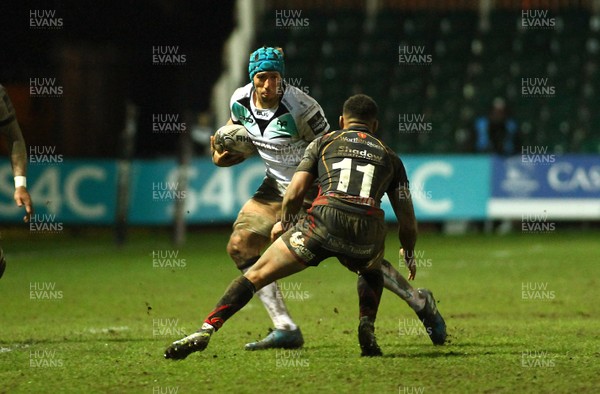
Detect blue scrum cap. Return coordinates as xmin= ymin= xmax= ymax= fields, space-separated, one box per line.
xmin=248 ymin=47 xmax=285 ymax=81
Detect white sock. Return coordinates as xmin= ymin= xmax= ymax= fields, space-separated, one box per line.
xmin=255 ymin=281 xmax=298 ymax=331
xmin=200 ymin=322 xmax=215 ymax=332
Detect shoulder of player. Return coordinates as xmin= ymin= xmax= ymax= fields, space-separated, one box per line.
xmin=230 ymin=83 xmax=253 ymax=104
xmin=319 ymin=129 xmax=346 ymax=142
xmin=280 ymin=85 xmax=322 ymax=116
xmin=378 ymin=140 xmax=401 ymax=160
xmin=362 ymin=133 xmax=405 ymax=165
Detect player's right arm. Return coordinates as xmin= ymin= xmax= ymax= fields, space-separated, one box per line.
xmin=210 ymin=118 xmax=245 ymax=167
xmin=0 ymin=86 xmax=34 ymax=222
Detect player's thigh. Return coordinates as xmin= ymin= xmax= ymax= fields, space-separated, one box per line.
xmin=310 ymin=206 xmax=386 ymax=273
xmin=228 ymin=198 xmax=282 ymax=256
xmin=232 ymin=198 xmax=281 ymax=238
xmin=338 ymin=248 xmax=384 ymax=275
xmin=245 ymin=238 xmax=307 ymax=289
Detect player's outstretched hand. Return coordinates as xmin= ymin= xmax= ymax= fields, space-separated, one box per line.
xmin=14 ymin=187 xmax=33 ymax=223
xmin=400 ymin=248 xmax=416 ymax=280
xmin=271 ymin=221 xmax=284 ymax=242
xmin=210 ymin=136 xmax=245 ymax=167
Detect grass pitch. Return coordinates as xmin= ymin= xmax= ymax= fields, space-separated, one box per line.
xmin=1 ymin=227 xmax=599 ymax=393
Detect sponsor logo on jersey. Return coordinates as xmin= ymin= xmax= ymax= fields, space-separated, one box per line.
xmin=238 ymin=114 xmax=254 ymax=124
xmin=307 ymin=112 xmax=328 ymax=133
xmin=253 ymin=140 xmax=285 ymax=152
xmin=336 ymin=145 xmax=384 ymax=162
xmin=340 ymin=136 xmax=384 ymax=150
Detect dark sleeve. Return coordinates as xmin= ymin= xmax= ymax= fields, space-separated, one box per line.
xmin=387 ymin=149 xmax=409 ymax=194
xmin=0 ymin=86 xmax=17 ymax=128
xmin=296 ymin=137 xmax=321 ymax=176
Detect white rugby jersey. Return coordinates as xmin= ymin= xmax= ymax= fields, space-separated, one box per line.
xmin=230 ymin=82 xmax=330 ymax=187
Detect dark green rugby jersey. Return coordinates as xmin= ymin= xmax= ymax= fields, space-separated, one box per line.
xmin=297 ymin=127 xmax=408 ymax=207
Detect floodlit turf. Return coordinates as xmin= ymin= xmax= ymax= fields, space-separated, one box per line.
xmin=1 ymin=227 xmax=599 ymax=393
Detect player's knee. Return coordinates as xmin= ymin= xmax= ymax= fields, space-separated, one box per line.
xmin=227 ymin=230 xmax=262 ymax=269
xmin=244 ymin=270 xmax=269 ymax=291
xmin=226 ymin=232 xmax=245 ymax=262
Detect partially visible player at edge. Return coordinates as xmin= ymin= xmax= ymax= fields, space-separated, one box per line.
xmin=165 ymin=94 xmax=446 ymax=359
xmin=0 ymin=84 xmax=34 ymax=278
xmin=207 ymin=46 xmax=445 ymax=350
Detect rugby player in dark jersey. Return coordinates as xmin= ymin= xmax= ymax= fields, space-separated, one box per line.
xmin=165 ymin=94 xmax=446 ymax=359
xmin=0 ymin=85 xmax=34 ymax=278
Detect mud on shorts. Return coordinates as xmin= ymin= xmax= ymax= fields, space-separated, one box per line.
xmin=280 ymin=203 xmax=386 ymax=273
xmin=232 ymin=176 xmax=318 ymax=238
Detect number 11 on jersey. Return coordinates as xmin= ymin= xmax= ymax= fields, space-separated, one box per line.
xmin=331 ymin=158 xmax=374 ymax=198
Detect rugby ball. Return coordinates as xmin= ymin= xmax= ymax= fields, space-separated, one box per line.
xmin=213 ymin=125 xmax=257 ymax=158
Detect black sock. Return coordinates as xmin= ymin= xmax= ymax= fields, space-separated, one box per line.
xmin=237 ymin=256 xmax=260 ymax=271
xmin=357 ymin=270 xmax=383 ymax=321
xmin=204 ymin=276 xmax=256 ymax=331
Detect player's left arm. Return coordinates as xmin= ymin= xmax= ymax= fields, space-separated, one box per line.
xmin=271 ymin=137 xmax=320 ymax=241
xmin=281 ymin=171 xmax=315 ymax=226
xmin=272 ymin=171 xmax=315 ymax=242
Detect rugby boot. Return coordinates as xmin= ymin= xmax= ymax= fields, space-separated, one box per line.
xmin=164 ymin=328 xmax=213 ymax=360
xmin=245 ymin=327 xmax=304 ymax=350
xmin=416 ymin=288 xmax=447 ymax=345
xmin=358 ymin=316 xmax=382 ymax=357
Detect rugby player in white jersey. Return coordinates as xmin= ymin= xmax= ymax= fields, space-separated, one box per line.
xmin=207 ymin=47 xmax=445 ymax=350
